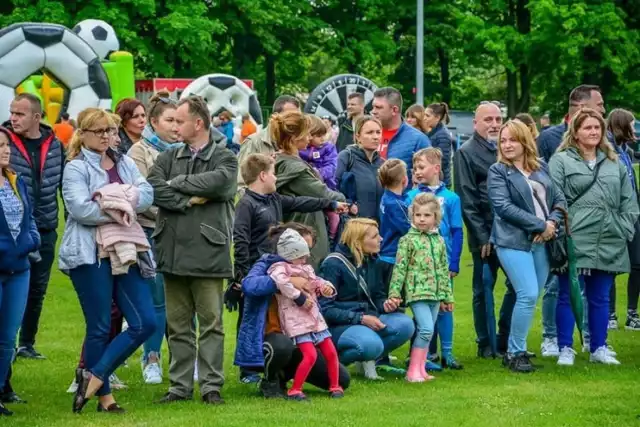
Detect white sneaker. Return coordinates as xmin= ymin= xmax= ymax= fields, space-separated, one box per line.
xmin=143 ymin=362 xmax=163 ymax=384
xmin=608 ymin=317 xmax=619 ymax=330
xmin=66 ymin=379 xmax=78 ymax=393
xmin=109 ymin=373 xmax=128 ymax=390
xmin=557 ymin=347 xmax=576 ymax=366
xmin=541 ymin=338 xmax=560 ymax=357
xmin=355 ymin=360 xmax=383 ymax=380
xmin=193 ymin=360 xmax=199 ymax=382
xmin=590 ymin=346 xmax=621 ymax=365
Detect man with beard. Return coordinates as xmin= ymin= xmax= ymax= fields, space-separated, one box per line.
xmin=336 ymin=93 xmax=365 ymax=152
xmin=454 ymin=101 xmax=516 ymax=358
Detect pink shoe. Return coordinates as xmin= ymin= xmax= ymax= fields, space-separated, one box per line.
xmin=420 ymin=353 xmax=435 ymax=381
xmin=406 ymin=348 xmax=427 ymax=383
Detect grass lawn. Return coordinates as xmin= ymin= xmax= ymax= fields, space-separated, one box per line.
xmin=6 ymin=240 xmax=640 ymax=427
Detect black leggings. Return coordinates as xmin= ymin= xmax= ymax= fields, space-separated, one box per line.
xmin=262 ymin=333 xmax=350 ymax=390
xmin=609 ymin=268 xmax=640 ymax=314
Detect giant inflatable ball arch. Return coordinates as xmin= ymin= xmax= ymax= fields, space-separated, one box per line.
xmin=304 ymin=74 xmax=377 ymax=122
xmin=180 ymin=74 xmax=263 ymax=127
xmin=0 ymin=22 xmax=112 ymax=123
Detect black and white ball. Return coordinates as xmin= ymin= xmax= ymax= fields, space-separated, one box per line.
xmin=0 ymin=23 xmax=112 ymax=123
xmin=73 ymin=19 xmax=119 ymax=61
xmin=304 ymin=74 xmax=377 ymax=122
xmin=181 ymin=74 xmax=263 ymax=126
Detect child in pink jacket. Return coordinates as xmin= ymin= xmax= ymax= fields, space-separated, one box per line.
xmin=268 ymin=228 xmax=343 ymax=401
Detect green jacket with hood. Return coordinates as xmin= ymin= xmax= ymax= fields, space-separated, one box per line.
xmin=549 ymin=147 xmax=639 ymax=273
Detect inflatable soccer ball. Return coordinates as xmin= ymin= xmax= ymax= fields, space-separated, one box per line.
xmin=73 ymin=19 xmax=119 ymax=61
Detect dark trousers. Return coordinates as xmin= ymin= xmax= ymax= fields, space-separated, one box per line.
xmin=609 ymin=268 xmax=640 ymax=314
xmin=262 ymin=333 xmax=350 ymax=391
xmin=471 ymin=251 xmax=516 ymax=351
xmin=19 ymin=229 xmax=57 ymax=348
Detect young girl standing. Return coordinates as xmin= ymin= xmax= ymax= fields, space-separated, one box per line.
xmin=386 ymin=193 xmax=454 ymax=382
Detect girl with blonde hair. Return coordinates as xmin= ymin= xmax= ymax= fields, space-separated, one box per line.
xmin=319 ymin=218 xmax=415 ymax=380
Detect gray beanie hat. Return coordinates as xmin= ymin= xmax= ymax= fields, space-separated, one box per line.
xmin=277 ymin=228 xmax=310 ymax=261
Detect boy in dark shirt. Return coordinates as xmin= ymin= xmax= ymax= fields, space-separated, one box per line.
xmin=229 ymin=153 xmax=347 ymax=382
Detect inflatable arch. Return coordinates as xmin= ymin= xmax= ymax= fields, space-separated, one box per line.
xmin=304 ymin=74 xmax=377 ymax=121
xmin=181 ymin=74 xmax=263 ymax=127
xmin=0 ymin=22 xmax=112 ymax=124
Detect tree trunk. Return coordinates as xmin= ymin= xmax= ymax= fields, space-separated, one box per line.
xmin=517 ymin=63 xmax=530 ymax=112
xmin=437 ymin=48 xmax=451 ymax=105
xmin=506 ymin=70 xmax=518 ymax=118
xmin=265 ymin=54 xmax=276 ymax=107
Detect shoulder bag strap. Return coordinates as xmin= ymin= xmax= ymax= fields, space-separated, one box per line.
xmin=568 ymin=161 xmax=602 ymax=208
xmin=324 ymin=253 xmax=376 ymax=308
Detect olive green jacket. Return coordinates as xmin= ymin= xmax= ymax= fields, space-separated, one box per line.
xmin=147 ymin=135 xmax=238 ymax=278
xmin=275 ymin=153 xmax=345 ymax=269
xmin=549 ymin=147 xmax=639 ymax=273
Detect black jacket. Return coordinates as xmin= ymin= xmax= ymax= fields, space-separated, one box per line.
xmin=3 ymin=122 xmax=64 ymax=231
xmin=336 ymin=145 xmax=384 ymax=221
xmin=453 ymin=132 xmax=497 ymax=252
xmin=233 ymin=189 xmax=336 ymax=278
xmin=336 ymin=117 xmax=354 ymax=153
xmin=427 ymin=122 xmax=453 ymax=187
xmin=487 ymin=162 xmax=566 ymax=252
xmin=536 ymin=123 xmax=567 ymax=163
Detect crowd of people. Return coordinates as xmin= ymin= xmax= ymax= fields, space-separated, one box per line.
xmin=0 ymin=82 xmax=637 ymax=416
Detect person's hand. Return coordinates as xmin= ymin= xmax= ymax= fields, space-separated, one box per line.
xmin=481 ymin=243 xmax=492 ymax=259
xmin=224 ymin=281 xmax=242 ymax=312
xmin=335 ymin=202 xmax=349 ymax=214
xmin=449 ymin=271 xmax=458 ymax=278
xmin=188 ymin=196 xmax=209 ymax=206
xmin=320 ymin=284 xmax=334 ymax=297
xmin=541 ymin=221 xmax=556 ymax=241
xmin=349 ymin=204 xmax=359 ymax=215
xmin=383 ymin=297 xmax=402 ymax=313
xmin=440 ymin=302 xmax=454 ymax=312
xmin=361 ymin=314 xmax=386 ymax=331
xmin=533 ymin=234 xmax=545 ymax=243
xmin=290 ymin=277 xmax=313 ymax=294
xmin=303 ymin=298 xmax=315 ymax=311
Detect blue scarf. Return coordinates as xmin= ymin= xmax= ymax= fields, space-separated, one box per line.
xmin=142 ymin=125 xmax=172 ymax=152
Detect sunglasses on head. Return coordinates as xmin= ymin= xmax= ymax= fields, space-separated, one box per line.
xmin=480 ymin=100 xmax=501 ymax=106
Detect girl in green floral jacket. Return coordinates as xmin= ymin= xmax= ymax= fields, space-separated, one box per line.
xmin=386 ymin=193 xmax=454 ymax=382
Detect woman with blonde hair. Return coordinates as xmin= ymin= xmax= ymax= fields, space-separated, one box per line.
xmin=319 ymin=218 xmax=414 ymax=379
xmin=549 ymin=108 xmax=638 ymax=366
xmin=60 ymin=108 xmax=156 ymax=413
xmin=487 ymin=120 xmax=566 ymax=373
xmin=274 ymin=111 xmax=346 ymax=268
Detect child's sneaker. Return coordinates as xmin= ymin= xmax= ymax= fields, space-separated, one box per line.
xmin=287 ymin=391 xmax=308 ymax=401
xmin=541 ymin=337 xmax=560 ymax=357
xmin=425 ymin=360 xmax=442 ymax=372
xmin=66 ymin=379 xmax=78 ymax=394
xmin=608 ymin=314 xmax=618 ymax=330
xmin=590 ymin=346 xmax=621 ymax=365
xmin=329 ymin=388 xmax=344 ymax=399
xmin=355 ymin=361 xmax=384 ymax=380
xmin=143 ymin=362 xmax=163 ymax=385
xmin=109 ymin=373 xmax=127 ymax=390
xmin=557 ymin=347 xmax=576 ymax=366
xmin=625 ymin=311 xmax=640 ymax=330
xmin=441 ymin=354 xmax=463 ymax=370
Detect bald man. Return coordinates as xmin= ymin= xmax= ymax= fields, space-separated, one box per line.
xmin=453 ymin=102 xmax=516 ymax=359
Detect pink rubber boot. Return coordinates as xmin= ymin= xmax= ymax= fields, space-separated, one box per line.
xmin=420 ymin=352 xmax=435 ymax=381
xmin=406 ymin=348 xmax=427 ymax=383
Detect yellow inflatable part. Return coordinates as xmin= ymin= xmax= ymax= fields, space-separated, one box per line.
xmin=49 ymin=87 xmax=63 ymax=104
xmin=47 ymin=103 xmax=61 ymax=124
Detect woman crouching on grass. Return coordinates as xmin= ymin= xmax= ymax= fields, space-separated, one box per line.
xmin=0 ymin=127 xmax=40 ymax=416
xmin=235 ymin=223 xmax=351 ymax=399
xmin=59 ymin=108 xmax=156 ymax=414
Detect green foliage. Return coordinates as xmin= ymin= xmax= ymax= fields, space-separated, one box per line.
xmin=0 ymin=0 xmax=639 ymax=117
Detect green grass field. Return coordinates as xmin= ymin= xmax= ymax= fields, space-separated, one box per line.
xmin=5 ymin=237 xmax=640 ymax=426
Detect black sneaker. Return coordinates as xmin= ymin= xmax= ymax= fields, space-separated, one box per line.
xmin=0 ymin=402 xmax=12 ymax=416
xmin=626 ymin=311 xmax=640 ymax=331
xmin=16 ymin=346 xmax=45 ymax=360
xmin=441 ymin=354 xmax=464 ymax=370
xmin=0 ymin=392 xmax=26 ymax=404
xmin=202 ymin=391 xmax=224 ymax=405
xmin=155 ymin=392 xmax=191 ymax=404
xmin=507 ymin=353 xmax=535 ymax=373
xmin=477 ymin=346 xmax=494 ymax=359
xmin=259 ymin=380 xmax=286 ymax=399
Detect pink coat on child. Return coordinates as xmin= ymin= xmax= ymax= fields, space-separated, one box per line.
xmin=268 ymin=261 xmax=336 ymax=338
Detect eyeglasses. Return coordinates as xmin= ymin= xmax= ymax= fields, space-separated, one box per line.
xmin=83 ymin=128 xmax=117 ymax=137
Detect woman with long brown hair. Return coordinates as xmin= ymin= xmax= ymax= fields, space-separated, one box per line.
xmin=115 ymin=98 xmax=147 ymax=155
xmin=423 ymin=102 xmax=454 ymax=187
xmin=549 ymin=108 xmax=638 ymax=366
xmin=487 ymin=120 xmax=566 ymax=373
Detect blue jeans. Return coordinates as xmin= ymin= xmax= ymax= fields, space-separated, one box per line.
xmin=541 ymin=274 xmax=558 ymax=339
xmin=497 ymin=244 xmax=549 ymax=354
xmin=471 ymin=251 xmax=516 ymax=350
xmin=336 ymin=313 xmax=415 ymax=365
xmin=0 ymin=270 xmax=29 ymax=389
xmin=143 ymin=227 xmax=166 ymax=363
xmin=557 ymin=270 xmax=612 ymax=352
xmin=429 ymin=279 xmax=455 ymax=357
xmin=70 ymin=261 xmax=156 ymax=396
xmin=410 ymin=301 xmax=440 ymax=349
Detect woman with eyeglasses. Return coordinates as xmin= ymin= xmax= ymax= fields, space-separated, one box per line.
xmin=127 ymin=91 xmax=179 ymax=385
xmin=60 ymin=108 xmax=156 ymax=413
xmin=115 ymin=98 xmax=147 ymax=155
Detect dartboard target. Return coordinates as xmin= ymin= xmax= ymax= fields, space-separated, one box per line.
xmin=304 ymin=74 xmax=377 ymax=121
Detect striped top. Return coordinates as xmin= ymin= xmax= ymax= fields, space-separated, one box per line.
xmin=0 ymin=178 xmax=23 ymax=239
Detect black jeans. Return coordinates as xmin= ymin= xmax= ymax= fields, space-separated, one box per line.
xmin=19 ymin=229 xmax=57 ymax=348
xmin=262 ymin=333 xmax=350 ymax=390
xmin=471 ymin=250 xmax=516 ymax=352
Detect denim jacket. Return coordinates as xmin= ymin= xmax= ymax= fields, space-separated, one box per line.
xmin=487 ymin=162 xmax=566 ymax=252
xmin=58 ymin=147 xmax=153 ymax=271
